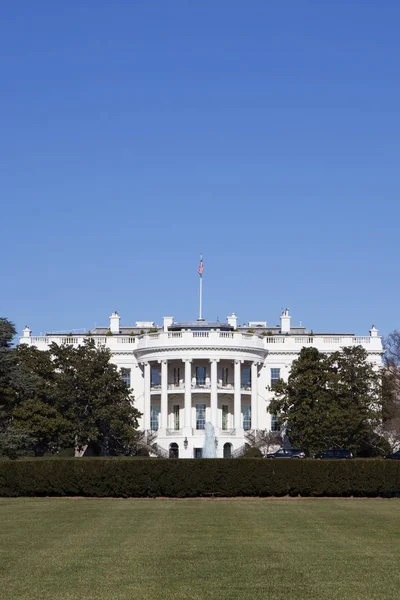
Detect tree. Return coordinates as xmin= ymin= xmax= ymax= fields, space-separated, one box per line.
xmin=268 ymin=346 xmax=382 ymax=456
xmin=51 ymin=340 xmax=141 ymax=456
xmin=11 ymin=345 xmax=72 ymax=456
xmin=0 ymin=318 xmax=18 ymax=448
xmin=382 ymin=330 xmax=400 ymax=450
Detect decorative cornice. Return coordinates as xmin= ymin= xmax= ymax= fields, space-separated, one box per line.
xmin=134 ymin=346 xmax=267 ymax=357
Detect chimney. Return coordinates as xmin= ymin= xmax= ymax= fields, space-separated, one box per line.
xmin=163 ymin=316 xmax=174 ymax=332
xmin=109 ymin=312 xmax=120 ymax=334
xmin=227 ymin=313 xmax=238 ymax=329
xmin=369 ymin=325 xmax=378 ymax=338
xmin=280 ymin=309 xmax=291 ymax=334
xmin=22 ymin=326 xmax=31 ymax=338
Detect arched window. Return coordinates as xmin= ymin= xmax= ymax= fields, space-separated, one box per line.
xmin=223 ymin=442 xmax=232 ymax=459
xmin=169 ymin=443 xmax=179 ymax=459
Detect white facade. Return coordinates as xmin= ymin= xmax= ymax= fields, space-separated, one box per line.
xmin=20 ymin=311 xmax=383 ymax=458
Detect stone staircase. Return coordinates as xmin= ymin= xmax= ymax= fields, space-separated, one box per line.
xmin=136 ymin=430 xmax=169 ymax=458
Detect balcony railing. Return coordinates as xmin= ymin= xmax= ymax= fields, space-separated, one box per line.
xmin=167 ymin=383 xmax=184 ymax=390
xmin=192 ymin=382 xmax=211 ymax=389
xmin=241 ymin=384 xmax=251 ymax=391
xmin=217 ymin=382 xmax=234 ymax=390
xmin=220 ymin=428 xmax=236 ymax=436
xmin=150 ymin=384 xmax=161 ymax=390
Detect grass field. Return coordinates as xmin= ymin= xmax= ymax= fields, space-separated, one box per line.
xmin=1 ymin=498 xmax=399 ymax=600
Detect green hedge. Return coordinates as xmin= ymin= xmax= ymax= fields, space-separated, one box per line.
xmin=0 ymin=458 xmax=399 ymax=497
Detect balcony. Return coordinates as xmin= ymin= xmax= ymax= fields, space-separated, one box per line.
xmin=241 ymin=383 xmax=251 ymax=391
xmin=217 ymin=382 xmax=234 ymax=390
xmin=167 ymin=383 xmax=184 ymax=390
xmin=191 ymin=382 xmax=211 ymax=389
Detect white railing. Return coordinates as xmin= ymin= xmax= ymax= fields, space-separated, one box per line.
xmin=168 ymin=383 xmax=184 ymax=390
xmin=117 ymin=337 xmax=136 ymax=344
xmin=192 ymin=382 xmax=211 ymax=389
xmin=166 ymin=429 xmax=182 ymax=436
xmin=24 ymin=331 xmax=382 ymax=354
xmin=60 ymin=337 xmax=79 ymax=345
xmin=217 ymin=382 xmax=234 ymax=389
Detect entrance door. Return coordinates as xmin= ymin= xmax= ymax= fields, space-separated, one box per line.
xmin=223 ymin=443 xmax=232 ymax=458
xmin=169 ymin=443 xmax=179 ymax=458
xmin=194 ymin=448 xmax=203 ymax=458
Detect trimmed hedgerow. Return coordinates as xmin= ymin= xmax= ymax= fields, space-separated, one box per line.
xmin=0 ymin=458 xmax=399 ymax=498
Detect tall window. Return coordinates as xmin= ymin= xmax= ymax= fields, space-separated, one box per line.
xmin=196 ymin=404 xmax=206 ymax=430
xmin=242 ymin=367 xmax=251 ymax=388
xmin=222 ymin=405 xmax=229 ymax=430
xmin=196 ymin=366 xmax=206 ymax=386
xmin=271 ymin=414 xmax=279 ymax=432
xmin=151 ymin=405 xmax=160 ymax=431
xmin=222 ymin=367 xmax=229 ymax=386
xmin=173 ymin=367 xmax=180 ymax=385
xmin=243 ymin=405 xmax=251 ymax=430
xmin=271 ymin=368 xmax=281 ymax=389
xmin=151 ymin=368 xmax=161 ymax=388
xmin=121 ymin=368 xmax=131 ymax=387
xmin=173 ymin=405 xmax=180 ymax=430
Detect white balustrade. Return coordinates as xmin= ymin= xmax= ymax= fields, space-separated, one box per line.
xmin=353 ymin=337 xmax=370 ymax=344
xmin=116 ymin=337 xmax=137 ymax=344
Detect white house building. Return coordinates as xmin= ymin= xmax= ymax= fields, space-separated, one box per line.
xmin=19 ymin=310 xmax=383 ymax=458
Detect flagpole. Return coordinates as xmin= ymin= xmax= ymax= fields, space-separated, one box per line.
xmin=199 ymin=273 xmax=203 ymax=320
xmin=198 ymin=254 xmax=204 ymax=321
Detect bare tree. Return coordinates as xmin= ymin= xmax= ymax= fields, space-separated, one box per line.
xmin=382 ymin=331 xmax=400 ymax=450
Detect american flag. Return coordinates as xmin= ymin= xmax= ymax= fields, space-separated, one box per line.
xmin=198 ymin=256 xmax=204 ymax=276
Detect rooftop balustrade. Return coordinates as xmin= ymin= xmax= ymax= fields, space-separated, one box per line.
xmin=21 ymin=331 xmax=383 ymax=353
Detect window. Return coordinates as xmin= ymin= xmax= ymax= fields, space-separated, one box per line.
xmin=243 ymin=405 xmax=251 ymax=430
xmin=196 ymin=366 xmax=206 ymax=386
xmin=196 ymin=404 xmax=206 ymax=430
xmin=222 ymin=367 xmax=229 ymax=386
xmin=271 ymin=414 xmax=279 ymax=432
xmin=121 ymin=368 xmax=131 ymax=387
xmin=271 ymin=368 xmax=281 ymax=389
xmin=173 ymin=405 xmax=180 ymax=430
xmin=194 ymin=448 xmax=203 ymax=458
xmin=151 ymin=368 xmax=161 ymax=388
xmin=242 ymin=367 xmax=251 ymax=388
xmin=150 ymin=405 xmax=159 ymax=431
xmin=173 ymin=367 xmax=180 ymax=385
xmin=222 ymin=405 xmax=229 ymax=430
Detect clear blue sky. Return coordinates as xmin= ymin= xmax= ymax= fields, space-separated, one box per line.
xmin=1 ymin=1 xmax=399 ymax=337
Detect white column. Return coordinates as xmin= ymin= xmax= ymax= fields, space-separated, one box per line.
xmin=234 ymin=360 xmax=242 ymax=429
xmin=161 ymin=360 xmax=168 ymax=429
xmin=251 ymin=362 xmax=258 ymax=431
xmin=210 ymin=359 xmax=218 ymax=427
xmin=184 ymin=360 xmax=192 ymax=428
xmin=144 ymin=362 xmax=151 ymax=430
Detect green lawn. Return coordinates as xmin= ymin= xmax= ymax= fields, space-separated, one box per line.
xmin=0 ymin=498 xmax=399 ymax=600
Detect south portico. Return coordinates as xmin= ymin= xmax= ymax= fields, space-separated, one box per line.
xmin=138 ymin=355 xmax=263 ymax=458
